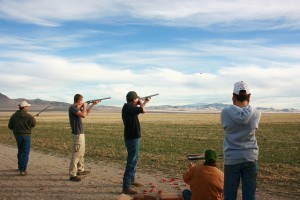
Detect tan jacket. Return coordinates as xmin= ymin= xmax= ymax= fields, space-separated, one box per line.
xmin=183 ymin=164 xmax=224 ymax=200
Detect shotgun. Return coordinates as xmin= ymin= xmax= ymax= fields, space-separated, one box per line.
xmin=187 ymin=154 xmax=223 ymax=161
xmin=34 ymin=105 xmax=51 ymax=117
xmin=140 ymin=93 xmax=159 ymax=101
xmin=86 ymin=97 xmax=111 ymax=104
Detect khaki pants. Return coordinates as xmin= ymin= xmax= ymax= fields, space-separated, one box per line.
xmin=69 ymin=134 xmax=85 ymax=177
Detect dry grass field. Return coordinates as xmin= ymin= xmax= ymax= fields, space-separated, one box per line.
xmin=0 ymin=111 xmax=299 ymax=199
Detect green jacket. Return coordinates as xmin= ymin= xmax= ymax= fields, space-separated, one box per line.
xmin=8 ymin=110 xmax=36 ymax=135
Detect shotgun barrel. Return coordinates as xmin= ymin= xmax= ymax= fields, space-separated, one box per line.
xmin=140 ymin=93 xmax=159 ymax=101
xmin=187 ymin=154 xmax=223 ymax=161
xmin=34 ymin=105 xmax=51 ymax=117
xmin=86 ymin=97 xmax=111 ymax=104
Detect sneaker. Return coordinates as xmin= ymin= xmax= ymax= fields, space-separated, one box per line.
xmin=77 ymin=170 xmax=90 ymax=176
xmin=70 ymin=176 xmax=81 ymax=182
xmin=132 ymin=182 xmax=143 ymax=187
xmin=19 ymin=171 xmax=27 ymax=176
xmin=122 ymin=187 xmax=137 ymax=195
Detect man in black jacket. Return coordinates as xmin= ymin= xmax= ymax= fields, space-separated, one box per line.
xmin=122 ymin=91 xmax=150 ymax=195
xmin=8 ymin=101 xmax=36 ymax=176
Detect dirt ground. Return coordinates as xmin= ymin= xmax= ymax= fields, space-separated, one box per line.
xmin=0 ymin=143 xmax=289 ymax=200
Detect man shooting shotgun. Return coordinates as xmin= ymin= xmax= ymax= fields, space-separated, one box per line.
xmin=68 ymin=94 xmax=100 ymax=182
xmin=86 ymin=97 xmax=111 ymax=104
xmin=139 ymin=93 xmax=159 ymax=101
xmin=121 ymin=91 xmax=151 ymax=195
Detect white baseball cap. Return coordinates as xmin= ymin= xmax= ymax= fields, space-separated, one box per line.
xmin=233 ymin=81 xmax=250 ymax=95
xmin=19 ymin=101 xmax=31 ymax=107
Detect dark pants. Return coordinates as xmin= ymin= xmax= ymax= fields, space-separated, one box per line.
xmin=182 ymin=189 xmax=192 ymax=200
xmin=15 ymin=135 xmax=31 ymax=172
xmin=123 ymin=138 xmax=140 ymax=190
xmin=224 ymin=161 xmax=258 ymax=200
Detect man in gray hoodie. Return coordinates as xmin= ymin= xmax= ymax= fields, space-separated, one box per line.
xmin=221 ymin=81 xmax=261 ymax=200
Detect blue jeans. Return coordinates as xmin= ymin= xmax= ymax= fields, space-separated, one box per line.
xmin=15 ymin=135 xmax=31 ymax=172
xmin=123 ymin=138 xmax=140 ymax=190
xmin=224 ymin=161 xmax=258 ymax=200
xmin=182 ymin=189 xmax=192 ymax=200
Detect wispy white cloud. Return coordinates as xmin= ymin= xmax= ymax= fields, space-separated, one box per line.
xmin=2 ymin=34 xmax=300 ymax=68
xmin=1 ymin=46 xmax=299 ymax=109
xmin=1 ymin=0 xmax=300 ymax=29
xmin=81 ymin=39 xmax=300 ymax=76
xmin=0 ymin=0 xmax=122 ymax=26
xmin=0 ymin=31 xmax=106 ymax=53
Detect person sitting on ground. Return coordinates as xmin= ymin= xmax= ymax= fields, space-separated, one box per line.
xmin=182 ymin=149 xmax=224 ymax=200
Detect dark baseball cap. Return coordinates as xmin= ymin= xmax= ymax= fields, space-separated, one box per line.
xmin=205 ymin=149 xmax=217 ymax=163
xmin=126 ymin=91 xmax=139 ymax=100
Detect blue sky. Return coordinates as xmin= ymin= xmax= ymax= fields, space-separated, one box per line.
xmin=0 ymin=0 xmax=300 ymax=109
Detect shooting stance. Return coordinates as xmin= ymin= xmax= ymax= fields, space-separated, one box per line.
xmin=182 ymin=149 xmax=224 ymax=200
xmin=221 ymin=81 xmax=261 ymax=200
xmin=8 ymin=101 xmax=36 ymax=176
xmin=122 ymin=91 xmax=150 ymax=195
xmin=69 ymin=94 xmax=99 ymax=182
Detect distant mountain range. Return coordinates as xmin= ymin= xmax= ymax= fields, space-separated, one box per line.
xmin=147 ymin=104 xmax=299 ymax=113
xmin=0 ymin=93 xmax=70 ymax=111
xmin=0 ymin=93 xmax=298 ymax=113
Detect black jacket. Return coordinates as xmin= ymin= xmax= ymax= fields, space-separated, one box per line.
xmin=122 ymin=103 xmax=143 ymax=139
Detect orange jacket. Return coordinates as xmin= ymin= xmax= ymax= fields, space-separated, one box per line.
xmin=183 ymin=164 xmax=224 ymax=200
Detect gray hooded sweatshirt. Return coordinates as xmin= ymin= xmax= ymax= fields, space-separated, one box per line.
xmin=221 ymin=105 xmax=261 ymax=165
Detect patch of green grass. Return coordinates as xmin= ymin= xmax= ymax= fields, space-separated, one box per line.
xmin=0 ymin=112 xmax=299 ymax=197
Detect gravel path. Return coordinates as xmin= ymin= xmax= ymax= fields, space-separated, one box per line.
xmin=0 ymin=143 xmax=290 ymax=200
xmin=0 ymin=143 xmax=182 ymax=200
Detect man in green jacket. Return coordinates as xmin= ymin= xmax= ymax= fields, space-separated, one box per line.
xmin=8 ymin=101 xmax=36 ymax=176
